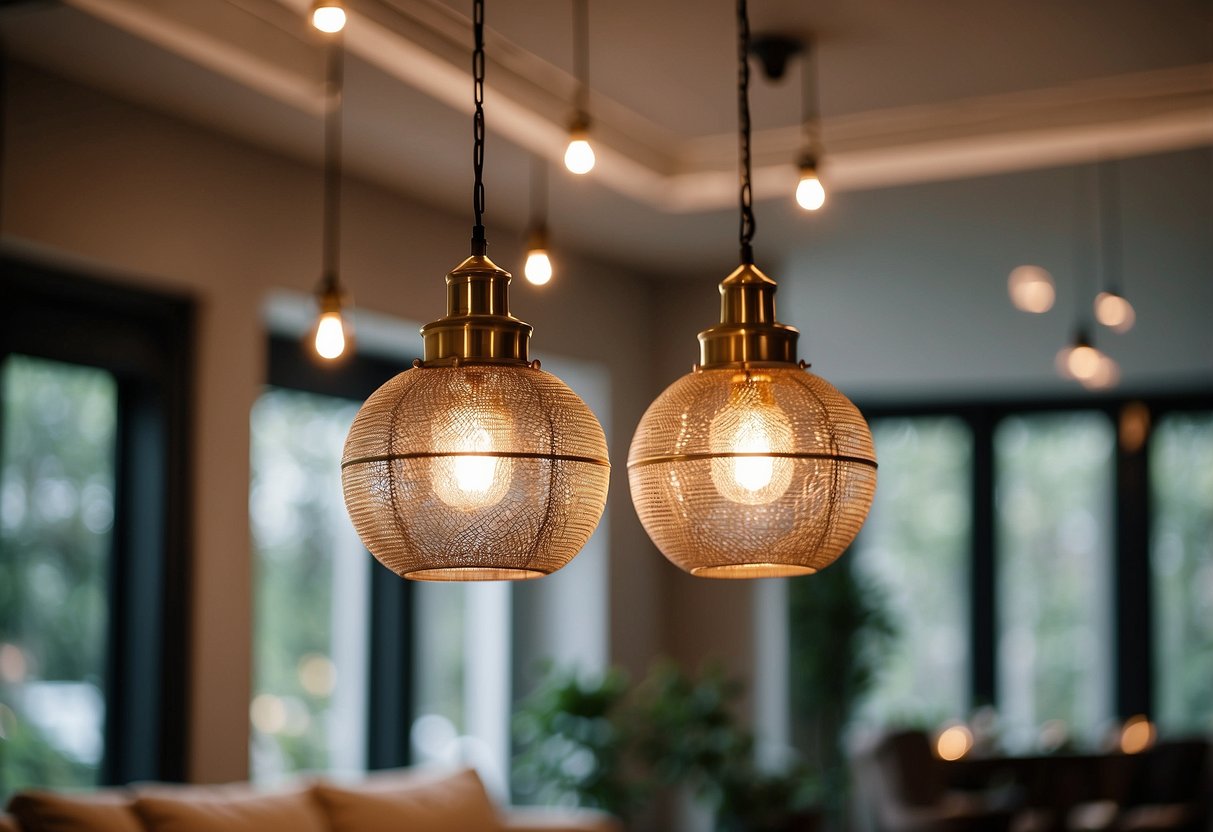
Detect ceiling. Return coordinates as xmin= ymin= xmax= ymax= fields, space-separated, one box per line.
xmin=3 ymin=0 xmax=1212 ymax=272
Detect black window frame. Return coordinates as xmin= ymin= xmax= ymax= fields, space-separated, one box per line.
xmin=855 ymin=388 xmax=1213 ymax=722
xmin=0 ymin=254 xmax=195 ymax=785
xmin=262 ymin=333 xmax=414 ymax=770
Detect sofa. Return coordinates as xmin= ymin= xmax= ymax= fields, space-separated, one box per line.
xmin=0 ymin=766 xmax=621 ymax=832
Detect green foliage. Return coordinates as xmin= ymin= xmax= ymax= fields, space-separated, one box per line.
xmin=513 ymin=662 xmax=820 ymax=831
xmin=788 ymin=560 xmax=895 ymax=821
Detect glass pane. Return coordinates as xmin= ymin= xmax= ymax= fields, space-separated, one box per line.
xmin=250 ymin=387 xmax=367 ymax=781
xmin=1150 ymin=412 xmax=1213 ymax=734
xmin=850 ymin=417 xmax=973 ymax=727
xmin=0 ymin=355 xmax=117 ymax=797
xmin=996 ymin=412 xmax=1114 ymax=751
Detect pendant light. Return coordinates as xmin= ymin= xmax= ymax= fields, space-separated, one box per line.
xmin=310 ymin=0 xmax=347 ymax=34
xmin=1092 ymin=161 xmax=1135 ymax=333
xmin=627 ymin=0 xmax=877 ymax=579
xmin=524 ymin=158 xmax=554 ymax=286
xmin=563 ymin=0 xmax=595 ymax=175
xmin=794 ymin=37 xmax=826 ymax=212
xmin=310 ymin=24 xmax=354 ymax=361
xmin=340 ymin=0 xmax=610 ymax=581
xmin=1007 ymin=264 xmax=1056 ymax=313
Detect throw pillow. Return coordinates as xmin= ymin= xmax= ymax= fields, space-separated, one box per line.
xmin=133 ymin=784 xmax=327 ymax=832
xmin=7 ymin=790 xmax=141 ymax=832
xmin=312 ymin=767 xmax=501 ymax=832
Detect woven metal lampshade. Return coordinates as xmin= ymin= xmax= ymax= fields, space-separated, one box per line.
xmin=628 ymin=263 xmax=876 ymax=578
xmin=342 ymin=255 xmax=610 ymax=581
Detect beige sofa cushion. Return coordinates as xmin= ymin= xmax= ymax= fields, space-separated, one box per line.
xmin=6 ymin=790 xmax=141 ymax=832
xmin=501 ymin=808 xmax=624 ymax=832
xmin=312 ymin=767 xmax=500 ymax=832
xmin=132 ymin=785 xmax=327 ymax=832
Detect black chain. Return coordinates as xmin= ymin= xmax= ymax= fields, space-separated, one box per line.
xmin=471 ymin=0 xmax=487 ymax=253
xmin=322 ymin=38 xmax=344 ymax=288
xmin=737 ymin=0 xmax=755 ymax=264
xmin=574 ymin=0 xmax=589 ymax=118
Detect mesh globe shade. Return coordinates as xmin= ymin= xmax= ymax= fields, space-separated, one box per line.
xmin=628 ymin=263 xmax=877 ymax=578
xmin=341 ymin=255 xmax=609 ymax=581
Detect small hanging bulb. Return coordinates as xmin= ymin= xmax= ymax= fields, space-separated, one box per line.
xmin=1008 ymin=265 xmax=1056 ymax=313
xmin=310 ymin=0 xmax=347 ymax=33
xmin=795 ymin=157 xmax=826 ymax=211
xmin=1094 ymin=290 xmax=1135 ymax=333
xmin=1055 ymin=330 xmax=1105 ymax=383
xmin=312 ymin=283 xmax=351 ymax=361
xmin=524 ymin=248 xmax=553 ymax=286
xmin=1080 ymin=353 xmax=1121 ymax=391
xmin=564 ymin=120 xmax=596 ymax=175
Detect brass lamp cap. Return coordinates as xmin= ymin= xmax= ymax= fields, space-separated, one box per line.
xmin=421 ymin=254 xmax=533 ymax=364
xmin=698 ymin=262 xmax=800 ymax=368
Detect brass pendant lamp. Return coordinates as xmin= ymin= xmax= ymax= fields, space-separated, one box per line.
xmin=340 ymin=0 xmax=610 ymax=581
xmin=627 ymin=0 xmax=877 ymax=579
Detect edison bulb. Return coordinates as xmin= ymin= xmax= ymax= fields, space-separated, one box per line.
xmin=1080 ymin=354 xmax=1121 ymax=391
xmin=1008 ymin=265 xmax=1055 ymax=313
xmin=432 ymin=408 xmax=512 ymax=511
xmin=708 ymin=377 xmax=794 ymax=505
xmin=1056 ymin=342 xmax=1103 ymax=382
xmin=1094 ymin=291 xmax=1135 ymax=333
xmin=524 ymin=249 xmax=553 ymax=285
xmin=311 ymin=2 xmax=346 ymax=33
xmin=564 ymin=137 xmax=596 ymax=175
xmin=314 ymin=311 xmax=347 ymax=360
xmin=795 ymin=171 xmax=826 ymax=211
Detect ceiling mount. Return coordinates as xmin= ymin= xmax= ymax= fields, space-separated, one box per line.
xmin=749 ymin=33 xmax=804 ymax=81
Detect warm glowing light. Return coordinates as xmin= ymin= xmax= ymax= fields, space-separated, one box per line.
xmin=311 ymin=3 xmax=347 ymax=33
xmin=297 ymin=653 xmax=337 ymax=698
xmin=1081 ymin=354 xmax=1121 ymax=391
xmin=795 ymin=171 xmax=826 ymax=211
xmin=0 ymin=643 xmax=28 ymax=684
xmin=1008 ymin=265 xmax=1055 ymax=313
xmin=1094 ymin=291 xmax=1135 ymax=333
xmin=1118 ymin=402 xmax=1149 ymax=453
xmin=935 ymin=725 xmax=974 ymax=761
xmin=432 ymin=412 xmax=513 ymax=511
xmin=1119 ymin=715 xmax=1155 ymax=755
xmin=1056 ymin=342 xmax=1104 ymax=381
xmin=708 ymin=378 xmax=794 ymax=505
xmin=250 ymin=694 xmax=288 ymax=734
xmin=524 ymin=249 xmax=553 ymax=285
xmin=564 ymin=138 xmax=596 ymax=175
xmin=314 ymin=311 xmax=347 ymax=360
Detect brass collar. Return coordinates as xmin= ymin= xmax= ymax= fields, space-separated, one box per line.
xmin=421 ymin=255 xmax=533 ymax=364
xmin=697 ymin=262 xmax=799 ymax=368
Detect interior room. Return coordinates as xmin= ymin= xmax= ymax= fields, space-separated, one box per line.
xmin=0 ymin=0 xmax=1210 ymax=830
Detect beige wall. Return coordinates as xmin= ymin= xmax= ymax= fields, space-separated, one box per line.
xmin=4 ymin=62 xmax=678 ymax=783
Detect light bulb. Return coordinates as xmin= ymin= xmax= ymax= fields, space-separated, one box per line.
xmin=1094 ymin=291 xmax=1135 ymax=333
xmin=1008 ymin=265 xmax=1055 ymax=313
xmin=432 ymin=407 xmax=513 ymax=511
xmin=795 ymin=170 xmax=826 ymax=211
xmin=524 ymin=249 xmax=553 ymax=285
xmin=564 ymin=137 xmax=595 ymax=175
xmin=1055 ymin=341 xmax=1104 ymax=382
xmin=314 ymin=311 xmax=347 ymax=360
xmin=311 ymin=2 xmax=346 ymax=33
xmin=708 ymin=376 xmax=794 ymax=505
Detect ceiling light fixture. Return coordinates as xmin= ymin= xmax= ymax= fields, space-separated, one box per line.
xmin=563 ymin=0 xmax=595 ymax=175
xmin=310 ymin=0 xmax=347 ymax=34
xmin=310 ymin=16 xmax=353 ymax=361
xmin=1007 ymin=264 xmax=1056 ymax=313
xmin=524 ymin=158 xmax=554 ymax=286
xmin=627 ymin=0 xmax=877 ymax=580
xmin=1093 ymin=161 xmax=1135 ymax=333
xmin=340 ymin=0 xmax=610 ymax=581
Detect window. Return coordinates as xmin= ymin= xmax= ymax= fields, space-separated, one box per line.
xmin=250 ymin=387 xmax=368 ymax=781
xmin=0 ymin=356 xmax=117 ymax=794
xmin=1151 ymin=412 xmax=1213 ymax=734
xmin=1 ymin=258 xmax=193 ymax=796
xmin=851 ymin=417 xmax=972 ymax=726
xmin=995 ymin=412 xmax=1115 ymax=750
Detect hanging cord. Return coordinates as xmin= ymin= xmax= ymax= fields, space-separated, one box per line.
xmin=737 ymin=0 xmax=755 ymax=264
xmin=1070 ymin=165 xmax=1097 ymax=339
xmin=573 ymin=0 xmax=590 ymax=121
xmin=471 ymin=0 xmax=487 ymax=254
xmin=1097 ymin=160 xmax=1123 ymax=294
xmin=321 ymin=38 xmax=344 ymax=291
xmin=800 ymin=39 xmax=821 ymax=160
xmin=530 ymin=155 xmax=548 ymax=229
